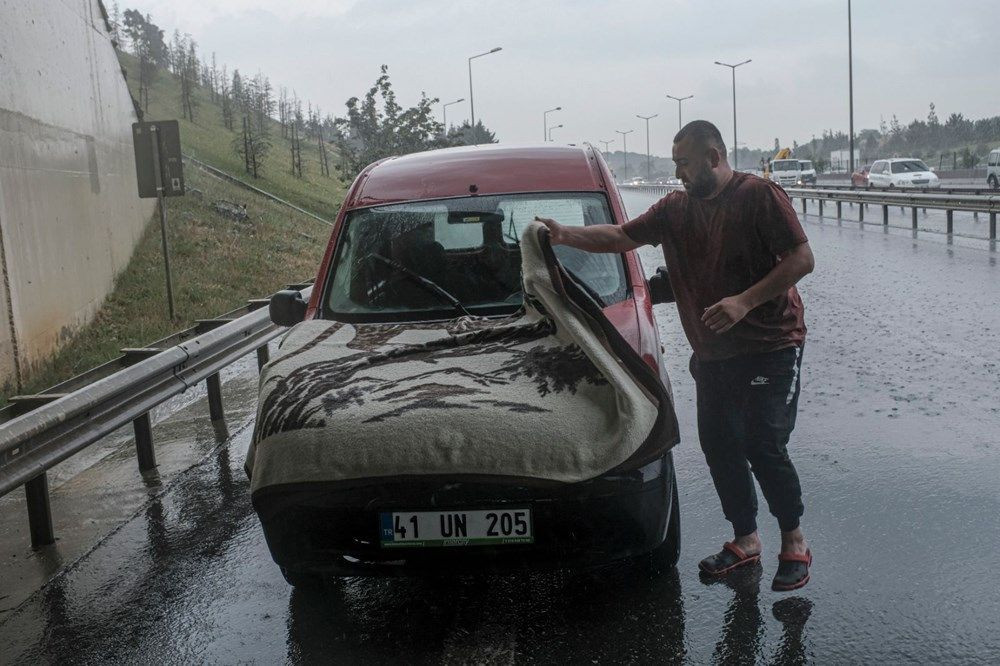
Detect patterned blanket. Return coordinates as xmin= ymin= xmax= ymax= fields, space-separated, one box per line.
xmin=245 ymin=222 xmax=677 ymax=490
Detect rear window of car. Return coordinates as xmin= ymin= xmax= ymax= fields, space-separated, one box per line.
xmin=891 ymin=160 xmax=930 ymax=173
xmin=772 ymin=160 xmax=800 ymax=171
xmin=323 ymin=192 xmax=628 ymax=322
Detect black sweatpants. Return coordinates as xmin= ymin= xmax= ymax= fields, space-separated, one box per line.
xmin=689 ymin=345 xmax=805 ymax=537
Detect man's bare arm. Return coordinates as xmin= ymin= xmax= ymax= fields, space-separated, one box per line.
xmin=702 ymin=242 xmax=815 ymax=334
xmin=534 ymin=216 xmax=641 ymax=253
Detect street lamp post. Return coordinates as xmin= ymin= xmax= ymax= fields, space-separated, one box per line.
xmin=441 ymin=97 xmax=464 ymax=132
xmin=616 ymin=129 xmax=634 ymax=181
xmin=543 ymin=106 xmax=562 ymax=141
xmin=713 ymin=58 xmax=751 ymax=169
xmin=847 ymin=0 xmax=855 ymax=174
xmin=665 ymin=94 xmax=693 ymax=131
xmin=468 ymin=47 xmax=502 ymax=135
xmin=547 ymin=124 xmax=563 ymax=142
xmin=599 ymin=139 xmax=614 ymax=158
xmin=636 ymin=114 xmax=658 ymax=180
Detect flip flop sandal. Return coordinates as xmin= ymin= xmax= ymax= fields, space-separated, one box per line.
xmin=772 ymin=549 xmax=812 ymax=591
xmin=698 ymin=542 xmax=761 ymax=576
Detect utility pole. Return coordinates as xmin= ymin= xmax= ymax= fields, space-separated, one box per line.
xmin=665 ymin=94 xmax=693 ymax=132
xmin=468 ymin=47 xmax=502 ymax=136
xmin=848 ymin=0 xmax=856 ymax=174
xmin=616 ymin=129 xmax=634 ymax=181
xmin=547 ymin=124 xmax=563 ymax=141
xmin=543 ymin=106 xmax=562 ymax=141
xmin=714 ymin=59 xmax=751 ymax=169
xmin=636 ymin=114 xmax=658 ymax=180
xmin=442 ymin=97 xmax=464 ymax=132
xmin=599 ymin=139 xmax=614 ymax=158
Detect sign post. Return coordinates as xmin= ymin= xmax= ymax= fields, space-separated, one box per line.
xmin=132 ymin=121 xmax=184 ymax=319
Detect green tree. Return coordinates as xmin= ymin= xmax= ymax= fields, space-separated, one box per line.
xmin=446 ymin=120 xmax=498 ymax=146
xmin=332 ymin=65 xmax=444 ymax=179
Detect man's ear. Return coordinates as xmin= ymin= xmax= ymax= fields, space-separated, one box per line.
xmin=708 ymin=147 xmax=722 ymax=168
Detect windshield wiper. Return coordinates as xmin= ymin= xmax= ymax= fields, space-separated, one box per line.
xmin=368 ymin=253 xmax=472 ymax=317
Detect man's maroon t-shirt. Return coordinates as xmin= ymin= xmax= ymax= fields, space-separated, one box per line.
xmin=623 ymin=172 xmax=808 ymax=361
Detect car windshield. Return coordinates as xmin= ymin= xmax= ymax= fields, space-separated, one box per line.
xmin=891 ymin=160 xmax=930 ymax=173
xmin=773 ymin=160 xmax=800 ymax=171
xmin=799 ymin=161 xmax=813 ymax=170
xmin=324 ymin=192 xmax=628 ymax=321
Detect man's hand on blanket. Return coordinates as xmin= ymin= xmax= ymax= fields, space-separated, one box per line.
xmin=534 ymin=216 xmax=565 ymax=244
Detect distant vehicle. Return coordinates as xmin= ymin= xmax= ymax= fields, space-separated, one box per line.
xmin=762 ymin=147 xmax=792 ymax=183
xmin=867 ymin=158 xmax=941 ymax=189
xmin=987 ymin=149 xmax=1000 ymax=190
xmin=769 ymin=158 xmax=802 ymax=188
xmin=851 ymin=164 xmax=871 ymax=188
xmin=797 ymin=160 xmax=817 ymax=185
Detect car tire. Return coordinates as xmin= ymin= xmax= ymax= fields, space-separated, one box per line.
xmin=280 ymin=566 xmax=326 ymax=590
xmin=647 ymin=480 xmax=681 ymax=570
xmin=989 ymin=175 xmax=999 ymax=191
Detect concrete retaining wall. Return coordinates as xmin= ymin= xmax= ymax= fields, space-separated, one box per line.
xmin=0 ymin=0 xmax=153 ymax=392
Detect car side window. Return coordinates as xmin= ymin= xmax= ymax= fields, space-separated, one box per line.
xmin=990 ymin=152 xmax=999 ymax=167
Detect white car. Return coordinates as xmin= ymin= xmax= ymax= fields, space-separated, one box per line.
xmin=867 ymin=158 xmax=941 ymax=189
xmin=987 ymin=149 xmax=999 ymax=190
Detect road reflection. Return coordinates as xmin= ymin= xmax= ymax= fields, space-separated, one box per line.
xmin=287 ymin=562 xmax=686 ymax=663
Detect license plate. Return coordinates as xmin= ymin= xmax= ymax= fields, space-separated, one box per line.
xmin=379 ymin=509 xmax=533 ymax=548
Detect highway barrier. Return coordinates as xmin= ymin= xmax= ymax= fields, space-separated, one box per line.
xmin=620 ymin=184 xmax=999 ymax=246
xmin=0 ymin=283 xmax=313 ymax=548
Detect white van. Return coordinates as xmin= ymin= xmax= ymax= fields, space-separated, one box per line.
xmin=987 ymin=149 xmax=1000 ymax=190
xmin=798 ymin=160 xmax=817 ymax=185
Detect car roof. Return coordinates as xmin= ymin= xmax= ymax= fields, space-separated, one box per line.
xmin=346 ymin=144 xmax=607 ymax=208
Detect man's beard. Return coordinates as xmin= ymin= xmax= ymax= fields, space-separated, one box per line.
xmin=684 ymin=165 xmax=718 ymax=199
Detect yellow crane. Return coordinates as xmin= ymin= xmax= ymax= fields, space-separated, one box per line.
xmin=763 ymin=147 xmax=792 ymax=178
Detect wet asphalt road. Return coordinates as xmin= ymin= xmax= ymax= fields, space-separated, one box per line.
xmin=1 ymin=190 xmax=999 ymax=664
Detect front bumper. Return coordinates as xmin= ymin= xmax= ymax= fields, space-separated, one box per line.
xmin=253 ymin=453 xmax=676 ymax=576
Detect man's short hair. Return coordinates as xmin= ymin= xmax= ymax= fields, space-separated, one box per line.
xmin=674 ymin=120 xmax=727 ymax=157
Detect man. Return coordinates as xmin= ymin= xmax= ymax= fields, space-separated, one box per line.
xmin=536 ymin=120 xmax=814 ymax=591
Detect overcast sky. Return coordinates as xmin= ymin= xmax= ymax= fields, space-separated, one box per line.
xmin=121 ymin=0 xmax=999 ymax=156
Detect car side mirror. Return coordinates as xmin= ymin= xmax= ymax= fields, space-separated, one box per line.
xmin=269 ymin=290 xmax=307 ymax=326
xmin=647 ymin=266 xmax=675 ymax=305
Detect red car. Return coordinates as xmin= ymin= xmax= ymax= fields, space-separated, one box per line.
xmin=851 ymin=164 xmax=871 ymax=188
xmin=253 ymin=144 xmax=681 ymax=585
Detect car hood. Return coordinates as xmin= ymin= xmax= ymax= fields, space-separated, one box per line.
xmin=246 ymin=222 xmax=678 ymax=489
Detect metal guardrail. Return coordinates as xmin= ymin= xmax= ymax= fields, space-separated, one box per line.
xmin=783 ymin=187 xmax=999 ymax=243
xmin=806 ymin=183 xmax=993 ymax=195
xmin=620 ymin=184 xmax=999 ymax=245
xmin=0 ymin=283 xmax=313 ymax=548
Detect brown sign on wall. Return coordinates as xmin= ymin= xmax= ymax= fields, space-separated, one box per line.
xmin=132 ymin=121 xmax=184 ymax=198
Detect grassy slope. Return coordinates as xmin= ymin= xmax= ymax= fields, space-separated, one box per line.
xmin=3 ymin=56 xmax=344 ymax=404
xmin=120 ymin=52 xmax=345 ymax=220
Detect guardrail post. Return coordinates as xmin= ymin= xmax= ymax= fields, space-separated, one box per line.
xmin=859 ymin=202 xmax=864 ymax=225
xmin=132 ymin=412 xmax=157 ymax=471
xmin=801 ymin=198 xmax=807 ymax=215
xmin=836 ymin=201 xmax=842 ymax=220
xmin=882 ymin=205 xmax=889 ymax=226
xmin=946 ymin=210 xmax=954 ymax=238
xmin=974 ymin=212 xmax=979 ymax=223
xmin=207 ymin=373 xmax=225 ymax=422
xmin=990 ymin=212 xmax=997 ymax=242
xmin=818 ymin=199 xmax=824 ymax=217
xmin=25 ymin=473 xmax=55 ymax=548
xmin=912 ymin=207 xmax=919 ymax=232
xmin=256 ymin=345 xmax=270 ymax=371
